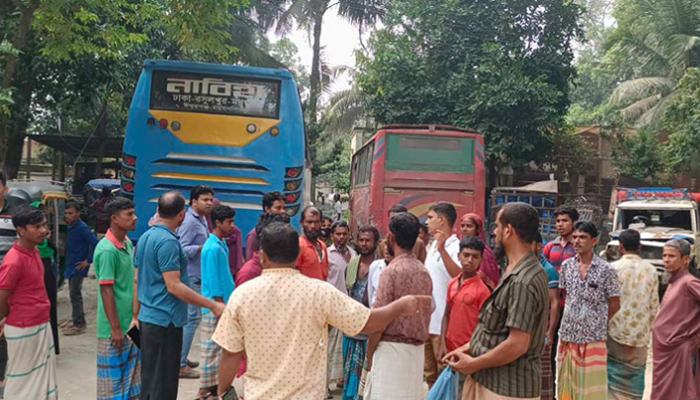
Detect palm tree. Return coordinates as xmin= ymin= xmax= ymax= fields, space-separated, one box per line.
xmin=608 ymin=0 xmax=700 ymax=126
xmin=322 ymin=65 xmax=371 ymax=142
xmin=274 ymin=0 xmax=387 ymax=123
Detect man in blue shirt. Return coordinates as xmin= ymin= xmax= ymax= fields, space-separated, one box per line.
xmin=178 ymin=185 xmax=214 ymax=378
xmin=198 ymin=204 xmax=236 ymax=399
xmin=63 ymin=201 xmax=98 ymax=336
xmin=136 ymin=191 xmax=224 ymax=400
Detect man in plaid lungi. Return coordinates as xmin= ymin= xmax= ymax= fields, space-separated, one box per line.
xmin=198 ymin=205 xmax=237 ymax=399
xmin=94 ymin=197 xmax=141 ymax=400
xmin=534 ymin=232 xmax=560 ymax=400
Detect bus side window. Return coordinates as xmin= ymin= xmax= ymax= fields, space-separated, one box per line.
xmin=355 ymin=142 xmax=374 ymax=187
xmin=351 ymin=156 xmax=360 ymax=187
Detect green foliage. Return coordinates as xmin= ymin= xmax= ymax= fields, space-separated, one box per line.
xmin=606 ymin=0 xmax=700 ymax=126
xmin=664 ymin=68 xmax=700 ymax=173
xmin=356 ymin=0 xmax=583 ymax=172
xmin=552 ymin=126 xmax=594 ymax=178
xmin=315 ymin=138 xmax=352 ymax=194
xmin=33 ymin=0 xmax=248 ymax=62
xmin=611 ymin=126 xmax=665 ymax=181
xmin=268 ymin=39 xmax=310 ymax=95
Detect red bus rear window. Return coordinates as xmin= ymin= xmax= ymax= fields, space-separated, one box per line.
xmin=386 ymin=135 xmax=474 ymax=173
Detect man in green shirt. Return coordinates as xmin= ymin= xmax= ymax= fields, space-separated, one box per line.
xmin=94 ymin=197 xmax=140 ymax=400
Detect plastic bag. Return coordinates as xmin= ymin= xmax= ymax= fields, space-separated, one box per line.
xmin=426 ymin=367 xmax=459 ymax=400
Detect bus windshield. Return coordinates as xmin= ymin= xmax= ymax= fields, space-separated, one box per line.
xmin=385 ymin=134 xmax=474 ymax=173
xmin=150 ymin=70 xmax=280 ymax=119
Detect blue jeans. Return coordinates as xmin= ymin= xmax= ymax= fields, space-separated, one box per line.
xmin=180 ymin=279 xmax=201 ymax=368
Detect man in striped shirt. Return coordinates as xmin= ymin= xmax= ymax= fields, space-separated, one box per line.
xmin=543 ymin=205 xmax=579 ymax=272
xmin=445 ymin=202 xmax=549 ymax=400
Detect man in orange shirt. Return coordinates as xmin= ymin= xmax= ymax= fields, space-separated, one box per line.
xmin=297 ymin=206 xmax=329 ymax=280
xmin=439 ymin=236 xmax=491 ymax=393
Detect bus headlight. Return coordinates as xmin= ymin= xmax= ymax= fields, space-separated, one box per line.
xmin=171 ymin=121 xmax=182 ymax=131
xmin=286 ymin=205 xmax=300 ymax=217
xmin=285 ymin=179 xmax=302 ymax=191
xmin=246 ymin=124 xmax=257 ymax=134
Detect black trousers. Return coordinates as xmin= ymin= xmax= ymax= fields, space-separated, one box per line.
xmin=42 ymin=258 xmax=59 ymax=354
xmin=69 ymin=275 xmax=86 ymax=327
xmin=140 ymin=321 xmax=183 ymax=400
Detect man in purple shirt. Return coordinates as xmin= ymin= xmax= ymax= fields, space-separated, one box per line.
xmin=652 ymin=239 xmax=700 ymax=400
xmin=245 ymin=192 xmax=286 ymax=260
xmin=178 ymin=185 xmax=214 ymax=379
xmin=245 ymin=192 xmax=287 ymax=260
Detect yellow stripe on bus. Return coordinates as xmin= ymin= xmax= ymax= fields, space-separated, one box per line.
xmin=149 ymin=110 xmax=280 ymax=147
xmin=152 ymin=172 xmax=269 ymax=186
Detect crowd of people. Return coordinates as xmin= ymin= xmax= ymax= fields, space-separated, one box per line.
xmin=0 ymin=175 xmax=696 ymax=400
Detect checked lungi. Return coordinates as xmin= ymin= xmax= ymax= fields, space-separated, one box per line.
xmin=97 ymin=338 xmax=141 ymax=400
xmin=607 ymin=335 xmax=646 ymax=400
xmin=557 ymin=340 xmax=608 ymax=400
xmin=5 ymin=323 xmax=58 ymax=400
xmin=200 ymin=313 xmax=222 ymax=389
xmin=541 ymin=343 xmax=553 ymax=400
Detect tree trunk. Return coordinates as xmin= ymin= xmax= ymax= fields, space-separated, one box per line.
xmin=0 ymin=0 xmax=40 ymax=170
xmin=1 ymin=0 xmax=39 ymax=91
xmin=5 ymin=123 xmax=26 ymax=180
xmin=93 ymin=100 xmax=109 ymax=177
xmin=4 ymin=71 xmax=36 ymax=179
xmin=307 ymin=9 xmax=325 ymax=124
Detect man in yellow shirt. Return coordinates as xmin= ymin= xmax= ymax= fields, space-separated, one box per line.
xmin=608 ymin=229 xmax=659 ymax=400
xmin=213 ymin=222 xmax=429 ymax=400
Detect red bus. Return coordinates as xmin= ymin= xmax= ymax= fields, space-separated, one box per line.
xmin=350 ymin=125 xmax=486 ymax=235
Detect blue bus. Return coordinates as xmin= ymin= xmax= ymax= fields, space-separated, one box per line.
xmin=121 ymin=60 xmax=307 ymax=242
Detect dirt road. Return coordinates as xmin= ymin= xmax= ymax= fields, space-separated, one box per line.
xmin=55 ymin=275 xmax=651 ymax=400
xmin=55 ymin=275 xmax=343 ymax=399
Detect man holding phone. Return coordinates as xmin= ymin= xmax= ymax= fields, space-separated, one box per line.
xmin=94 ymin=197 xmax=141 ymax=400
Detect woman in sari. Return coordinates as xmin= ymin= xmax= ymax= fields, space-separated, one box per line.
xmin=460 ymin=213 xmax=501 ymax=289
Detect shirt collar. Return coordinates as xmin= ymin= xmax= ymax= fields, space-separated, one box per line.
xmin=262 ymin=267 xmax=300 ymax=276
xmin=301 ymin=235 xmax=322 ymax=248
xmin=620 ymin=254 xmax=642 ymax=261
xmin=457 ymin=273 xmax=482 ymax=286
xmin=430 ymin=234 xmax=459 ymax=252
xmin=68 ymin=219 xmax=85 ymax=229
xmin=12 ymin=242 xmax=38 ymax=257
xmin=497 ymin=253 xmax=539 ymax=287
xmin=209 ymin=233 xmax=226 ymax=246
xmin=153 ymin=224 xmax=179 ymax=239
xmin=391 ymin=253 xmax=415 ymax=262
xmin=105 ymin=229 xmax=130 ymax=250
xmin=669 ymin=268 xmax=690 ymax=283
xmin=554 ymin=236 xmax=574 ymax=247
xmin=572 ymin=253 xmax=605 ymax=268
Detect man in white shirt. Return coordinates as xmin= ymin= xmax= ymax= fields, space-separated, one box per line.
xmin=326 ymin=220 xmax=357 ymax=392
xmin=368 ymin=239 xmax=393 ymax=308
xmin=424 ymin=202 xmax=461 ymax=387
xmin=333 ymin=194 xmax=343 ymax=221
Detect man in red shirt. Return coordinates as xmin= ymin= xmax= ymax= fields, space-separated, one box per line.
xmin=296 ymin=206 xmax=329 ymax=280
xmin=0 ymin=207 xmax=56 ymax=399
xmin=439 ymin=236 xmax=491 ymax=390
